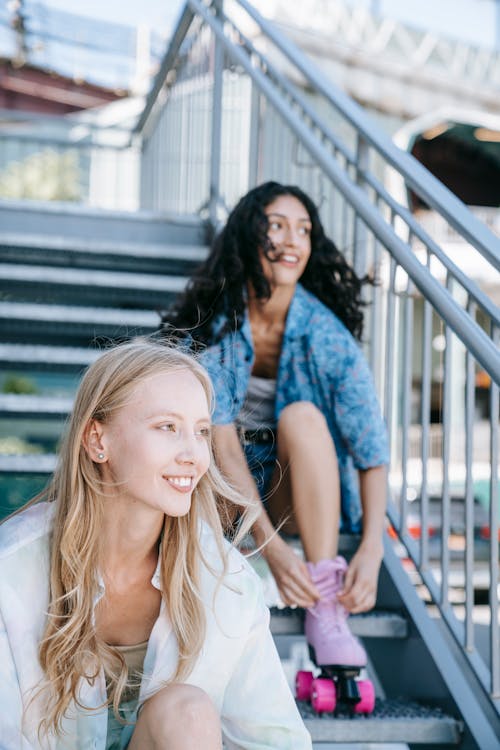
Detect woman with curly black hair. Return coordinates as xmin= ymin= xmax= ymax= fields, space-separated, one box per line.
xmin=161 ymin=182 xmax=388 ymax=672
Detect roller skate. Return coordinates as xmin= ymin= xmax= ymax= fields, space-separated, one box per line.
xmin=295 ymin=557 xmax=375 ymax=715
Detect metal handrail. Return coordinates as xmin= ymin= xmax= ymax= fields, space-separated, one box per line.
xmin=0 ymin=133 xmax=131 ymax=151
xmin=179 ymin=3 xmax=499 ymax=328
xmin=135 ymin=0 xmax=499 ymax=330
xmin=134 ymin=1 xmax=500 ymax=722
xmin=134 ymin=2 xmax=196 ymax=136
xmin=235 ymin=0 xmax=500 ymax=272
xmin=0 ymin=108 xmax=133 ymax=135
xmin=184 ymin=0 xmax=500 ymax=386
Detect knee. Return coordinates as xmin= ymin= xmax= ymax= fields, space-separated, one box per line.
xmin=278 ymin=401 xmax=328 ymax=436
xmin=139 ymin=683 xmax=220 ymax=741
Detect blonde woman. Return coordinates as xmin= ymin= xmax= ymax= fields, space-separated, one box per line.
xmin=0 ymin=340 xmax=311 ymax=750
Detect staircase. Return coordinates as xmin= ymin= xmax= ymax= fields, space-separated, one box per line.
xmin=0 ymin=199 xmax=207 ymax=505
xmin=0 ymin=200 xmax=491 ymax=749
xmin=269 ymin=537 xmax=466 ymax=748
xmin=1 ymin=0 xmax=499 ymax=747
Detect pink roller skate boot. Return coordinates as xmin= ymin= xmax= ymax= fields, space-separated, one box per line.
xmin=298 ymin=557 xmax=375 ymax=714
xmin=305 ymin=557 xmax=366 ymax=668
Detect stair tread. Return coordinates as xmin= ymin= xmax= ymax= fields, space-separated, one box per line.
xmin=0 ymin=232 xmax=207 ymax=265
xmin=0 ymin=394 xmax=73 ymax=416
xmin=0 ymin=199 xmax=203 ymax=224
xmin=0 ymin=301 xmax=160 ymax=326
xmin=0 ymin=453 xmax=57 ymax=473
xmin=0 ymin=263 xmax=187 ymax=291
xmin=0 ymin=343 xmax=100 ymax=366
xmin=0 ymin=232 xmax=207 ymax=261
xmin=270 ymin=608 xmax=408 ymax=638
xmin=299 ymin=698 xmax=461 ymax=743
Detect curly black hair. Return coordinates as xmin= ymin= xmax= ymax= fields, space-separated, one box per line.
xmin=160 ymin=181 xmax=370 ymax=346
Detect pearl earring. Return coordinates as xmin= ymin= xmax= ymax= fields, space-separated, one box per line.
xmin=97 ymin=452 xmax=105 ymax=460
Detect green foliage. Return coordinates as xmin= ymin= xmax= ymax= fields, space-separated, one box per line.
xmin=0 ymin=148 xmax=82 ymax=201
xmin=0 ymin=436 xmax=43 ymax=455
xmin=2 ymin=375 xmax=38 ymax=394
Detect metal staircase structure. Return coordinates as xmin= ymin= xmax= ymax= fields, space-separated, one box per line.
xmin=1 ymin=1 xmax=499 ymax=747
xmin=251 ymin=0 xmax=500 ymax=120
xmin=0 ymin=200 xmax=206 ymax=479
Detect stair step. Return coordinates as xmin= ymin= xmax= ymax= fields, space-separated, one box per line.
xmin=0 ymin=394 xmax=73 ymax=418
xmin=0 ymin=302 xmax=160 ymax=345
xmin=0 ymin=302 xmax=158 ymax=325
xmin=0 ymin=263 xmax=186 ymax=307
xmin=300 ymin=698 xmax=461 ymax=744
xmin=0 ymin=200 xmax=206 ymax=245
xmin=0 ymin=233 xmax=207 ymax=274
xmin=0 ymin=453 xmax=57 ymax=473
xmin=0 ymin=263 xmax=187 ymax=291
xmin=0 ymin=343 xmax=100 ymax=371
xmin=270 ymin=608 xmax=408 ymax=638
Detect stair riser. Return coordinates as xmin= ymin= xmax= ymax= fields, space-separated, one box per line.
xmin=0 ymin=247 xmax=203 ymax=275
xmin=0 ymin=321 xmax=157 ymax=347
xmin=0 ymin=282 xmax=179 ymax=309
xmin=0 ymin=201 xmax=207 ymax=245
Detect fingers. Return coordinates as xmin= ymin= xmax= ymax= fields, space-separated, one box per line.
xmin=279 ymin=581 xmax=315 ymax=609
xmin=338 ymin=587 xmax=376 ymax=613
xmin=275 ymin=559 xmax=320 ymax=608
xmin=338 ymin=554 xmax=379 ymax=613
xmin=279 ymin=571 xmax=319 ymax=608
xmin=338 ymin=573 xmax=376 ymax=613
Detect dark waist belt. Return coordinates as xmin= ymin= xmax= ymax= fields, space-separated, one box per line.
xmin=238 ymin=426 xmax=276 ymax=445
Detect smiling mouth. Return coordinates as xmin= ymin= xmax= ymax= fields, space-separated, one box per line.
xmin=164 ymin=476 xmax=195 ymax=492
xmin=277 ymin=253 xmax=300 ymax=265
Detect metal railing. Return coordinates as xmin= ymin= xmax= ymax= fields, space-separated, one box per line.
xmin=136 ymin=0 xmax=500 ymax=718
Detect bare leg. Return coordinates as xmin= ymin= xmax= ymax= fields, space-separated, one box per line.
xmin=266 ymin=401 xmax=340 ymax=562
xmin=128 ymin=684 xmax=222 ymax=750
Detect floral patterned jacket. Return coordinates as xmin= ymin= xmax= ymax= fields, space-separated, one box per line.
xmin=200 ymin=283 xmax=389 ymax=532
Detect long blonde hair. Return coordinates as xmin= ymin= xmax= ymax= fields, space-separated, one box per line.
xmin=30 ymin=338 xmax=258 ymax=735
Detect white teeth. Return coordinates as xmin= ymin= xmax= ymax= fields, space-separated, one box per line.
xmin=168 ymin=476 xmax=192 ymax=487
xmin=281 ymin=254 xmax=298 ymax=263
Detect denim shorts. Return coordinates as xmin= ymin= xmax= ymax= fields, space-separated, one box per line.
xmin=243 ymin=440 xmax=278 ymax=500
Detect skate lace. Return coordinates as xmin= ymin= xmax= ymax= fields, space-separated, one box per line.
xmin=308 ymin=560 xmax=348 ymax=636
xmin=315 ymin=601 xmax=348 ymax=637
xmin=313 ymin=561 xmax=346 ymax=601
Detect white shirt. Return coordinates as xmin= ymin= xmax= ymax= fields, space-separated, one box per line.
xmin=0 ymin=502 xmax=311 ymax=750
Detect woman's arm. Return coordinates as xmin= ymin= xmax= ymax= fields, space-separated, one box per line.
xmin=338 ymin=463 xmax=386 ymax=613
xmin=213 ymin=424 xmax=319 ymax=607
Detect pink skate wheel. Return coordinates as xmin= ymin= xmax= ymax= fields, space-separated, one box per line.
xmin=311 ymin=678 xmax=336 ymax=713
xmin=295 ymin=671 xmax=313 ymax=700
xmin=354 ymin=679 xmax=375 ymax=714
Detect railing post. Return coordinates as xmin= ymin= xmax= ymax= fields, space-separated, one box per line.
xmin=248 ymin=82 xmax=261 ymax=189
xmin=352 ymin=134 xmax=369 ymax=279
xmin=209 ymin=0 xmax=224 ymax=227
xmin=489 ymin=323 xmax=499 ymax=698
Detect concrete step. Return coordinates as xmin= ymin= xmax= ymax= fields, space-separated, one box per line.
xmin=0 ymin=453 xmax=57 ymax=473
xmin=0 ymin=233 xmax=207 ymax=274
xmin=0 ymin=263 xmax=187 ymax=308
xmin=0 ymin=394 xmax=73 ymax=418
xmin=0 ymin=343 xmax=100 ymax=372
xmin=0 ymin=199 xmax=207 ymax=246
xmin=300 ymin=698 xmax=461 ymax=744
xmin=0 ymin=302 xmax=160 ymax=345
xmin=270 ymin=608 xmax=408 ymax=638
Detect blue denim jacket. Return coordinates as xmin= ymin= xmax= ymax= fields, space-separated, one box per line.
xmin=200 ymin=284 xmax=388 ymax=532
